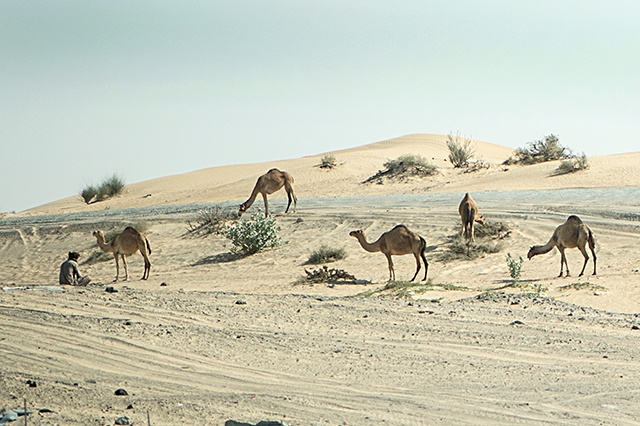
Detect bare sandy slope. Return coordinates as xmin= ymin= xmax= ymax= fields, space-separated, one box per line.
xmin=2 ymin=134 xmax=640 ymax=425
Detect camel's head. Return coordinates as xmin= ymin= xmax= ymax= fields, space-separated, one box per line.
xmin=475 ymin=214 xmax=486 ymax=225
xmin=92 ymin=230 xmax=104 ymax=240
xmin=238 ymin=203 xmax=248 ymax=217
xmin=349 ymin=230 xmax=363 ymax=239
xmin=526 ymin=246 xmax=535 ymax=260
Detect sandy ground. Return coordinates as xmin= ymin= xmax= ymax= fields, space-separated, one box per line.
xmin=1 ymin=134 xmax=640 ymax=425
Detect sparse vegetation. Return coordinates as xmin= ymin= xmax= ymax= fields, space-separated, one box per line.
xmin=301 ymin=266 xmax=358 ymax=284
xmin=307 ymin=244 xmax=347 ymax=264
xmin=187 ymin=206 xmax=237 ymax=235
xmin=358 ymin=279 xmax=468 ymax=299
xmin=555 ymin=152 xmax=590 ymax=175
xmin=319 ymin=154 xmax=338 ymax=169
xmin=81 ymin=174 xmax=126 ymax=204
xmin=364 ymin=154 xmax=438 ymax=183
xmin=558 ymin=282 xmax=606 ymax=292
xmin=437 ymin=221 xmax=510 ymax=262
xmin=223 ymin=211 xmax=281 ymax=255
xmin=503 ymin=134 xmax=569 ymax=165
xmin=447 ymin=132 xmax=476 ymax=168
xmin=506 ymin=253 xmax=524 ymax=282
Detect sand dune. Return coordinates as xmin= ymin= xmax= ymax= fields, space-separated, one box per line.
xmin=2 ymin=133 xmax=640 ymax=425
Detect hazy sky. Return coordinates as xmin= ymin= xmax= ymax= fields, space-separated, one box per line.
xmin=2 ymin=1 xmax=639 ymax=212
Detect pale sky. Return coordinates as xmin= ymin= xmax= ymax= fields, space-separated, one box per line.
xmin=1 ymin=1 xmax=639 ymax=213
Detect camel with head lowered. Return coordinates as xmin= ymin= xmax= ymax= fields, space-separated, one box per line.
xmin=349 ymin=224 xmax=428 ymax=282
xmin=239 ymin=168 xmax=297 ymax=218
xmin=527 ymin=215 xmax=597 ymax=277
xmin=459 ymin=193 xmax=485 ymax=242
xmin=92 ymin=227 xmax=152 ymax=282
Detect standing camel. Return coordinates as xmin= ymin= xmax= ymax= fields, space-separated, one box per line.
xmin=459 ymin=193 xmax=485 ymax=242
xmin=349 ymin=225 xmax=428 ymax=282
xmin=527 ymin=215 xmax=597 ymax=277
xmin=92 ymin=227 xmax=152 ymax=282
xmin=239 ymin=168 xmax=297 ymax=218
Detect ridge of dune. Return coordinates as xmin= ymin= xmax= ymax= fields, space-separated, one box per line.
xmin=21 ymin=133 xmax=640 ymax=216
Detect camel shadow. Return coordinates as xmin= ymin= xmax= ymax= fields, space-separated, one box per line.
xmin=191 ymin=252 xmax=243 ymax=266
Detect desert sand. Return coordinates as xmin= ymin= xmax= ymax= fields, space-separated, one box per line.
xmin=1 ymin=133 xmax=640 ymax=425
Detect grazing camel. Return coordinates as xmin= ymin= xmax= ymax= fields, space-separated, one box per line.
xmin=349 ymin=225 xmax=428 ymax=282
xmin=459 ymin=193 xmax=485 ymax=242
xmin=527 ymin=215 xmax=597 ymax=277
xmin=92 ymin=227 xmax=152 ymax=282
xmin=239 ymin=168 xmax=297 ymax=218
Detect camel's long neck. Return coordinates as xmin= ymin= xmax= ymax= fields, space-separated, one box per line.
xmin=242 ymin=184 xmax=261 ymax=209
xmin=355 ymin=234 xmax=381 ymax=253
xmin=530 ymin=237 xmax=556 ymax=256
xmin=95 ymin=236 xmax=113 ymax=253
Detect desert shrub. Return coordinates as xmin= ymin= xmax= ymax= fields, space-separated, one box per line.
xmin=364 ymin=154 xmax=438 ymax=183
xmin=81 ymin=174 xmax=126 ymax=204
xmin=504 ymin=134 xmax=568 ymax=165
xmin=555 ymin=152 xmax=589 ymax=175
xmin=506 ymin=253 xmax=524 ymax=281
xmin=187 ymin=206 xmax=237 ymax=235
xmin=447 ymin=132 xmax=476 ymax=168
xmin=81 ymin=185 xmax=99 ymax=204
xmin=223 ymin=211 xmax=281 ymax=255
xmin=319 ymin=154 xmax=337 ymax=169
xmin=437 ymin=220 xmax=509 ymax=262
xmin=307 ymin=245 xmax=347 ymax=264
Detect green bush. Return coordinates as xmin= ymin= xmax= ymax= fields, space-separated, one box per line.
xmin=506 ymin=253 xmax=524 ymax=281
xmin=319 ymin=154 xmax=337 ymax=169
xmin=504 ymin=134 xmax=568 ymax=165
xmin=555 ymin=152 xmax=589 ymax=175
xmin=223 ymin=211 xmax=281 ymax=255
xmin=307 ymin=245 xmax=347 ymax=264
xmin=446 ymin=132 xmax=476 ymax=168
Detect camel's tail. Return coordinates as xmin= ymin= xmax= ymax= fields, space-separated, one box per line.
xmin=145 ymin=236 xmax=152 ymax=256
xmin=588 ymin=228 xmax=597 ymax=251
xmin=419 ymin=236 xmax=427 ymax=256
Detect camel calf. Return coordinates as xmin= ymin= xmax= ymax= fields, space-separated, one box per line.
xmin=459 ymin=193 xmax=485 ymax=242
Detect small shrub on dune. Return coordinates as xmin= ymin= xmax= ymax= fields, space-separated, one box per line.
xmin=319 ymin=154 xmax=338 ymax=169
xmin=446 ymin=132 xmax=476 ymax=168
xmin=503 ymin=134 xmax=568 ymax=165
xmin=364 ymin=154 xmax=438 ymax=183
xmin=80 ymin=174 xmax=126 ymax=204
xmin=555 ymin=152 xmax=589 ymax=175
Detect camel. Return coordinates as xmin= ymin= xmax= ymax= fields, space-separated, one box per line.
xmin=527 ymin=215 xmax=597 ymax=277
xmin=459 ymin=193 xmax=485 ymax=242
xmin=349 ymin=225 xmax=428 ymax=282
xmin=239 ymin=168 xmax=297 ymax=218
xmin=92 ymin=227 xmax=152 ymax=282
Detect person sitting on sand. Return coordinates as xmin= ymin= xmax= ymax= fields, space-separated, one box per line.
xmin=59 ymin=251 xmax=91 ymax=286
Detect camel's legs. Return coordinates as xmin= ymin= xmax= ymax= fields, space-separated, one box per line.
xmin=578 ymin=245 xmax=591 ymax=277
xmin=385 ymin=253 xmax=395 ymax=281
xmin=121 ymin=254 xmax=129 ymax=281
xmin=141 ymin=254 xmax=151 ymax=280
xmin=590 ymin=246 xmax=597 ymax=275
xmin=410 ymin=253 xmax=421 ymax=282
xmin=420 ymin=252 xmax=429 ymax=281
xmin=261 ymin=192 xmax=269 ymax=217
xmin=559 ymin=248 xmax=570 ymax=277
xmin=114 ymin=255 xmax=120 ymax=282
